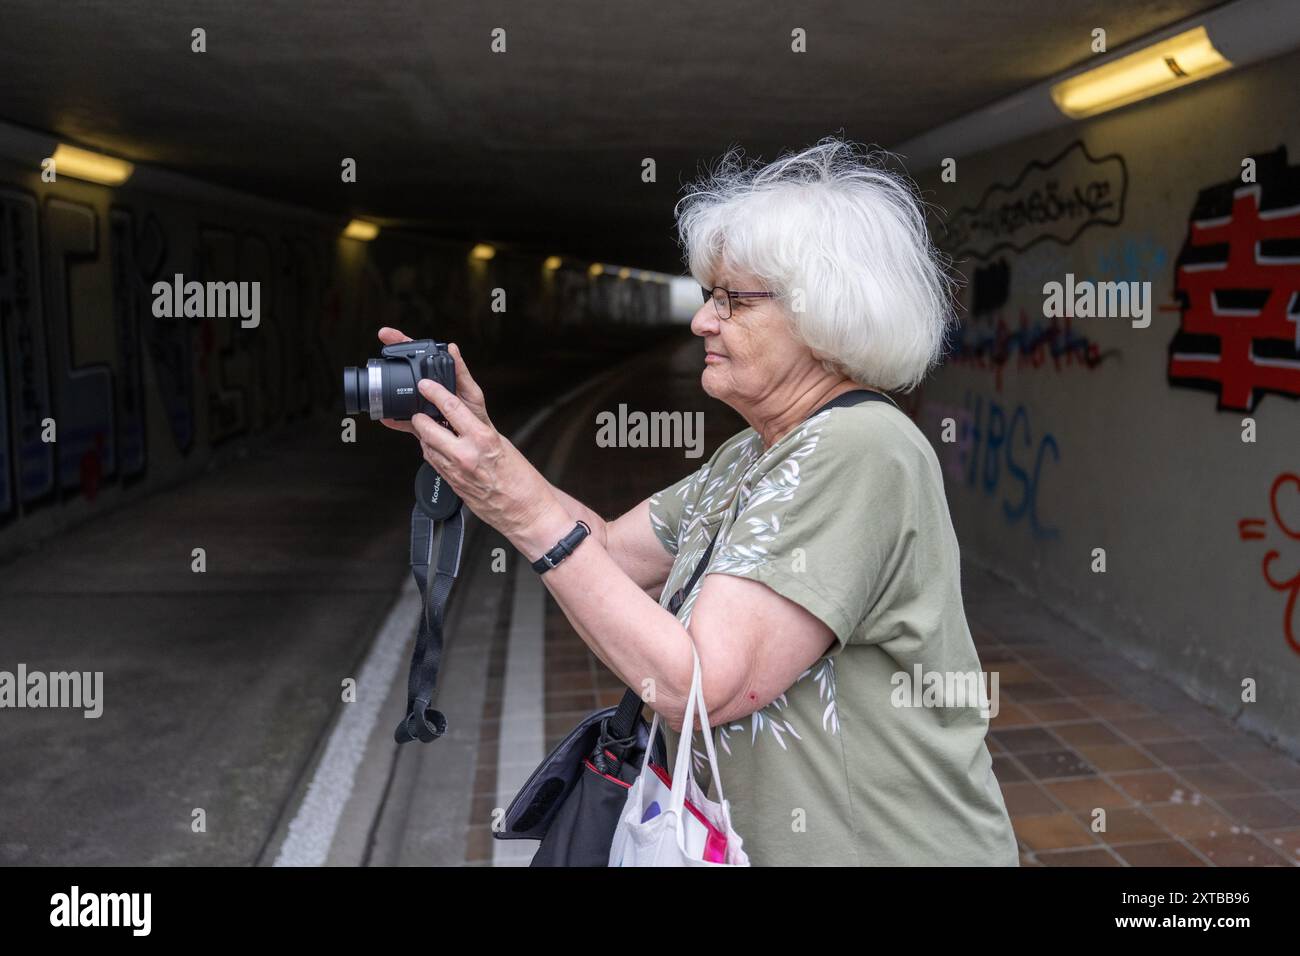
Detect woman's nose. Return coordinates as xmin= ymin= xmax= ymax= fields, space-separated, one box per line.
xmin=690 ymin=301 xmax=720 ymax=337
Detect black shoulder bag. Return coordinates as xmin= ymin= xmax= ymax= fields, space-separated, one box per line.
xmin=493 ymin=387 xmax=898 ymax=865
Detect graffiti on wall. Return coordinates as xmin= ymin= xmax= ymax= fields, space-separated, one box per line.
xmin=927 ymin=389 xmax=1061 ymax=539
xmin=1168 ymin=146 xmax=1300 ymax=412
xmin=950 ymin=257 xmax=1120 ymax=391
xmin=1096 ymin=235 xmax=1169 ymax=287
xmin=0 ymin=190 xmax=52 ymax=516
xmin=919 ymin=399 xmax=970 ymax=483
xmin=196 ymin=227 xmax=336 ymax=443
xmin=114 ymin=210 xmax=195 ymax=456
xmin=0 ymin=191 xmax=126 ymax=509
xmin=942 ymin=140 xmax=1128 ymax=261
xmin=0 ymin=185 xmax=338 ymax=522
xmin=1238 ymin=472 xmax=1300 ymax=656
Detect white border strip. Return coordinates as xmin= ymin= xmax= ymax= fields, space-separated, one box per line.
xmin=273 ymin=577 xmax=421 ymax=867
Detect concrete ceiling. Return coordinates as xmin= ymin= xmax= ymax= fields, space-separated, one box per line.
xmin=0 ymin=0 xmax=1227 ymax=272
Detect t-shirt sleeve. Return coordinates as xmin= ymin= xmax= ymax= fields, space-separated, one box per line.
xmin=704 ymin=410 xmax=921 ymax=653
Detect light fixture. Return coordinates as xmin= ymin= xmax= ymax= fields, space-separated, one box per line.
xmin=1051 ymin=27 xmax=1231 ymax=118
xmin=544 ymin=256 xmax=563 ymax=270
xmin=588 ymin=263 xmax=604 ymax=277
xmin=894 ymin=0 xmax=1300 ymax=165
xmin=343 ymin=219 xmax=379 ymax=241
xmin=617 ymin=267 xmax=631 ymax=280
xmin=50 ymin=144 xmax=133 ymax=186
xmin=470 ymin=243 xmax=496 ymax=261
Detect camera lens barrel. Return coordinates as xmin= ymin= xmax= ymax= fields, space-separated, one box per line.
xmin=343 ymin=358 xmax=422 ymax=420
xmin=342 ymin=366 xmax=365 ymax=416
xmin=366 ymin=361 xmax=387 ymax=419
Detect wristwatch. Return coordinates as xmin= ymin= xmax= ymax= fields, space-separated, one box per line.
xmin=530 ymin=520 xmax=591 ymax=573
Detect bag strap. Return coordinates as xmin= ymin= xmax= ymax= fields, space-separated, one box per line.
xmin=813 ymin=386 xmax=898 ymax=414
xmin=608 ymin=387 xmax=897 ymax=738
xmin=604 ymin=518 xmax=724 ymax=741
xmin=394 ymin=504 xmax=465 ymax=743
xmin=666 ymin=527 xmax=722 ymax=616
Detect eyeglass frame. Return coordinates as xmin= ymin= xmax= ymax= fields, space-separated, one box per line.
xmin=701 ymin=285 xmax=778 ymax=320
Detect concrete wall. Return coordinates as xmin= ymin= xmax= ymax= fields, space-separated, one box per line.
xmin=0 ymin=136 xmax=669 ymax=560
xmin=912 ymin=48 xmax=1300 ymax=752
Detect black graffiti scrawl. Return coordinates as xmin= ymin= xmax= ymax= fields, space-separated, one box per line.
xmin=941 ymin=140 xmax=1128 ymax=261
xmin=1168 ymin=146 xmax=1300 ymax=412
xmin=0 ymin=190 xmax=55 ymax=518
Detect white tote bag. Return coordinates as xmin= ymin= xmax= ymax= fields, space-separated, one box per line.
xmin=608 ymin=643 xmax=750 ymax=867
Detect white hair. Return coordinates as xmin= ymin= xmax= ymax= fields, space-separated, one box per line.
xmin=674 ymin=137 xmax=956 ymax=393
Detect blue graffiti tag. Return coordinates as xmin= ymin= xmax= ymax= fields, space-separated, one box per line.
xmin=961 ymin=390 xmax=1060 ymax=539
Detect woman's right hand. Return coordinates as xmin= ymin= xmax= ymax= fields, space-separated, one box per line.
xmin=375 ymin=327 xmax=495 ymax=434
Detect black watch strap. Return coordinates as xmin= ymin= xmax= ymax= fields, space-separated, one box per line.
xmin=530 ymin=520 xmax=591 ymax=573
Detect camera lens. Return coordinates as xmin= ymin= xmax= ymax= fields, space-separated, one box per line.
xmin=342 ymin=367 xmax=366 ymax=416
xmin=342 ymin=363 xmax=388 ymax=419
xmin=342 ymin=360 xmax=420 ymax=420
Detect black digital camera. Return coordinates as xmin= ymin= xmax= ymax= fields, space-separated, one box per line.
xmin=343 ymin=339 xmax=455 ymax=425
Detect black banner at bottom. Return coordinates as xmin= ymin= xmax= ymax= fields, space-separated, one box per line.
xmin=0 ymin=864 xmax=1288 ymax=941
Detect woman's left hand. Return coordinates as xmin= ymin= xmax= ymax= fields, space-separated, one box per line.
xmin=409 ymin=376 xmax=565 ymax=543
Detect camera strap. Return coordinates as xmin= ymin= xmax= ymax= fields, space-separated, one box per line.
xmin=394 ymin=496 xmax=465 ymax=744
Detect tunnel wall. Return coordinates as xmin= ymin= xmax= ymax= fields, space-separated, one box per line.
xmin=911 ymin=48 xmax=1300 ymax=752
xmin=0 ymin=148 xmax=669 ymax=561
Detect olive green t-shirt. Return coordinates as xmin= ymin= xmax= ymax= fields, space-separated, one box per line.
xmin=648 ymin=398 xmax=1019 ymax=866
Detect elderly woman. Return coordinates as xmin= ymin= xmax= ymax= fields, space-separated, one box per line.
xmin=381 ymin=137 xmax=1018 ymax=866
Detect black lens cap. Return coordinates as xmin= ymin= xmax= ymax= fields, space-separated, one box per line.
xmin=415 ymin=462 xmax=461 ymax=520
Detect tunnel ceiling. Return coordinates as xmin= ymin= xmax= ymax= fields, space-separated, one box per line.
xmin=0 ymin=0 xmax=1227 ymax=273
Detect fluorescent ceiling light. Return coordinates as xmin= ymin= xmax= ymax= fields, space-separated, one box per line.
xmin=343 ymin=219 xmax=379 ymax=241
xmin=51 ymin=143 xmax=133 ymax=186
xmin=895 ymin=0 xmax=1300 ymax=165
xmin=1051 ymin=27 xmax=1231 ymax=118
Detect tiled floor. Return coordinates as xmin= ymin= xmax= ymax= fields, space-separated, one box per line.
xmin=462 ymin=338 xmax=1300 ymax=865
xmin=969 ymin=579 xmax=1300 ymax=866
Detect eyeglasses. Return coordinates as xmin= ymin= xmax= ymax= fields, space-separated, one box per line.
xmin=701 ymin=285 xmax=778 ymax=320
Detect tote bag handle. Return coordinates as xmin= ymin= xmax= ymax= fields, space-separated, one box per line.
xmin=641 ymin=640 xmax=733 ymax=829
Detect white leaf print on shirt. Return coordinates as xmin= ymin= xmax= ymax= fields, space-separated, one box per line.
xmin=647 ymin=507 xmax=677 ymax=554
xmin=804 ymin=659 xmax=839 ymax=734
xmin=709 ymin=415 xmax=825 ymax=578
xmin=667 ymin=410 xmax=843 ymax=758
xmin=750 ymin=694 xmax=804 ymax=749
